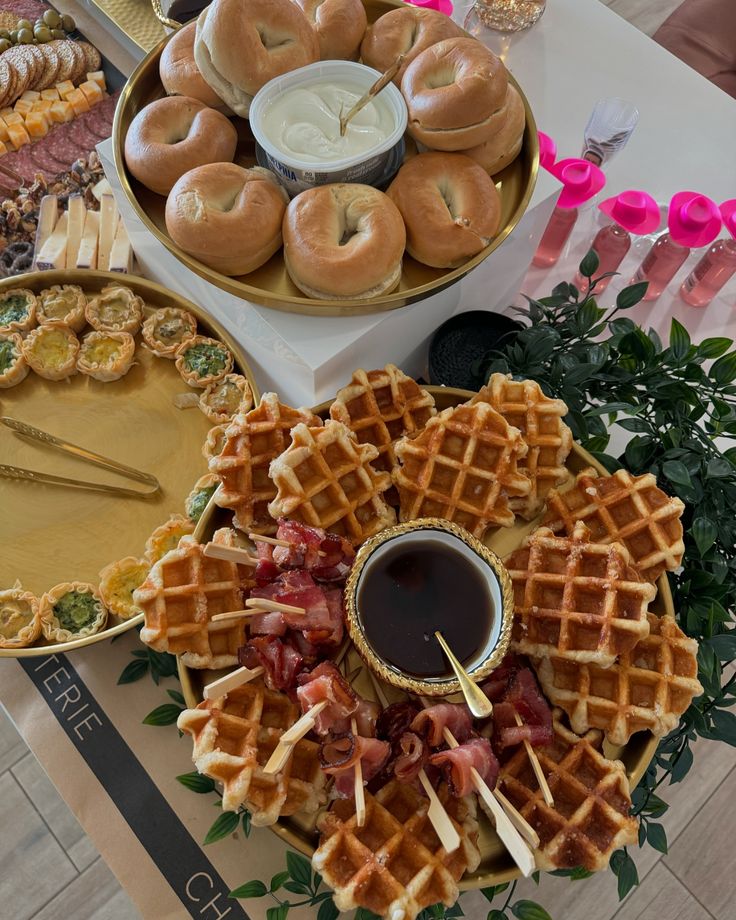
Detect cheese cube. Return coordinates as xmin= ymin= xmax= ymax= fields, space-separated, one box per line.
xmin=56 ymin=80 xmax=75 ymax=100
xmin=66 ymin=88 xmax=90 ymax=116
xmin=33 ymin=100 xmax=53 ymax=117
xmin=86 ymin=71 xmax=106 ymax=92
xmin=25 ymin=112 xmax=49 ymax=139
xmin=79 ymin=81 xmax=103 ymax=107
xmin=0 ymin=140 xmax=7 ymax=157
xmin=7 ymin=123 xmax=30 ymax=149
xmin=41 ymin=88 xmax=60 ymax=102
xmin=4 ymin=111 xmax=23 ymax=126
xmin=0 ymin=120 xmax=8 ymax=143
xmin=13 ymin=99 xmax=34 ymax=117
xmin=0 ymin=107 xmax=12 ymax=118
xmin=49 ymin=100 xmax=74 ymax=124
xmin=21 ymin=90 xmax=41 ymax=103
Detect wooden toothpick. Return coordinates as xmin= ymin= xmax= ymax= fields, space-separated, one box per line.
xmin=245 ymin=598 xmax=306 ymax=615
xmin=204 ymin=543 xmax=258 ymax=566
xmin=514 ymin=711 xmax=554 ymax=806
xmin=203 ymin=666 xmax=265 ymax=700
xmin=264 ymin=700 xmax=329 ymax=774
xmin=351 ymin=717 xmax=366 ymax=827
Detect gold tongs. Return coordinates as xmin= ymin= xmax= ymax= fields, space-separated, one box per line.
xmin=0 ymin=417 xmax=161 ymax=499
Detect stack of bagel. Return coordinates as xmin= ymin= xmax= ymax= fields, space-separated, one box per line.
xmin=122 ymin=0 xmax=527 ymax=298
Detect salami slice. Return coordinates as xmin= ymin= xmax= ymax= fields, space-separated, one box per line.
xmin=2 ymin=144 xmax=39 ymax=185
xmin=29 ymin=138 xmax=70 ymax=179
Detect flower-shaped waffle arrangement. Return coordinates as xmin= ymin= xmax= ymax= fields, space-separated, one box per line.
xmin=135 ymin=364 xmax=691 ymax=918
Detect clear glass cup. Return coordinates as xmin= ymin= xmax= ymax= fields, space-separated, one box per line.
xmin=465 ymin=0 xmax=546 ymax=34
xmin=581 ymin=98 xmax=639 ymax=167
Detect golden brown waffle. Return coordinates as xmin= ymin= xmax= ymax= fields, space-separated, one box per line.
xmin=209 ymin=393 xmax=319 ymax=534
xmin=313 ymin=779 xmax=480 ymax=920
xmin=268 ymin=420 xmax=396 ymax=545
xmin=392 ymin=401 xmax=531 ymax=534
xmin=507 ymin=522 xmax=656 ymax=667
xmin=535 ymin=613 xmax=702 ymax=745
xmin=177 ymin=679 xmax=326 ymax=825
xmin=497 ymin=709 xmax=638 ymax=870
xmin=544 ymin=467 xmax=685 ymax=583
xmin=470 ymin=373 xmax=572 ymax=519
xmin=136 ymin=530 xmax=244 ymax=669
xmin=329 ymin=364 xmax=437 ymax=472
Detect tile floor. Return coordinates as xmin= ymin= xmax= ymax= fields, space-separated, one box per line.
xmin=5 ymin=2 xmax=732 ymax=919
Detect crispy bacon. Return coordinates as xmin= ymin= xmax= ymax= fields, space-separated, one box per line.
xmin=238 ymin=636 xmax=303 ymax=691
xmin=429 ymin=738 xmax=499 ymax=797
xmin=394 ymin=732 xmax=429 ymax=783
xmin=376 ymin=701 xmax=422 ymax=746
xmin=490 ymin=662 xmax=553 ymax=750
xmin=332 ymin=698 xmax=381 ymax=738
xmin=410 ymin=703 xmax=473 ymax=747
xmin=297 ymin=661 xmax=358 ymax=734
xmin=253 ymin=521 xmax=355 ymax=584
xmin=320 ymin=732 xmax=391 ymax=798
xmin=481 ymin=652 xmax=525 ymax=702
xmin=248 ymin=571 xmax=344 ymax=647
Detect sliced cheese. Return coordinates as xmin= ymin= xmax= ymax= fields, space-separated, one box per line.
xmin=25 ymin=112 xmax=49 ymax=139
xmin=6 ymin=123 xmax=30 ymax=149
xmin=91 ymin=177 xmax=112 ymax=201
xmin=87 ymin=71 xmax=106 ymax=91
xmin=36 ymin=211 xmax=68 ymax=271
xmin=66 ymin=88 xmax=90 ymax=117
xmin=109 ymin=217 xmax=132 ymax=273
xmin=65 ymin=196 xmax=87 ymax=270
xmin=97 ymin=195 xmax=118 ymax=272
xmin=49 ymin=100 xmax=74 ymax=124
xmin=76 ymin=210 xmax=100 ymax=270
xmin=33 ymin=196 xmax=59 ymax=267
xmin=78 ymin=81 xmax=103 ymax=107
xmin=56 ymin=80 xmax=75 ymax=100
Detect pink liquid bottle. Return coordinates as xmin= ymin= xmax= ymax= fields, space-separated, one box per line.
xmin=680 ymin=199 xmax=736 ymax=307
xmin=533 ymin=157 xmax=605 ymax=268
xmin=632 ymin=191 xmax=722 ymax=301
xmin=574 ymin=190 xmax=661 ymax=291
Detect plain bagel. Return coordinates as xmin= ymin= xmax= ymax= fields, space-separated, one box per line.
xmin=294 ymin=0 xmax=367 ymax=60
xmin=460 ymin=84 xmax=525 ymax=175
xmin=124 ymin=96 xmax=238 ymax=196
xmin=194 ymin=0 xmax=319 ymax=118
xmin=401 ymin=37 xmax=509 ymax=151
xmin=159 ymin=22 xmax=225 ymax=109
xmin=360 ymin=6 xmax=463 ymax=84
xmin=165 ymin=163 xmax=289 ymax=276
xmin=283 ymin=184 xmax=406 ymax=300
xmin=387 ymin=152 xmax=501 ymax=268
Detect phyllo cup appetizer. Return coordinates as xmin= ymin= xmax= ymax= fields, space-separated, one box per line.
xmin=40 ymin=582 xmax=108 ymax=642
xmin=185 ymin=473 xmax=219 ymax=522
xmin=144 ymin=514 xmax=195 ymax=564
xmin=199 ymin=373 xmax=253 ymax=423
xmin=0 ymin=332 xmax=29 ymax=388
xmin=142 ymin=306 xmax=197 ymax=358
xmin=202 ymin=423 xmax=228 ymax=462
xmin=37 ymin=285 xmax=87 ymax=332
xmin=77 ymin=330 xmax=136 ymax=382
xmin=0 ymin=584 xmax=41 ymax=649
xmin=0 ymin=288 xmax=37 ymax=334
xmin=22 ymin=322 xmax=80 ymax=380
xmin=175 ymin=335 xmax=234 ymax=388
xmin=98 ymin=557 xmax=150 ymax=620
xmin=85 ymin=285 xmax=144 ymax=335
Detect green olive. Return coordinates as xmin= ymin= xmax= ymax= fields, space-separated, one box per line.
xmin=34 ymin=25 xmax=51 ymax=42
xmin=0 ymin=28 xmax=9 ymax=39
xmin=17 ymin=28 xmax=33 ymax=43
xmin=16 ymin=18 xmax=32 ymax=31
xmin=61 ymin=14 xmax=76 ymax=31
xmin=50 ymin=28 xmax=65 ymax=39
xmin=9 ymin=29 xmax=18 ymax=43
xmin=42 ymin=9 xmax=62 ymax=28
xmin=0 ymin=38 xmax=10 ymax=53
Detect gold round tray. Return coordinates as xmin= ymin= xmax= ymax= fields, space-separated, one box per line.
xmin=177 ymin=385 xmax=664 ymax=888
xmin=112 ymin=0 xmax=539 ymax=318
xmin=0 ymin=269 xmax=258 ymax=658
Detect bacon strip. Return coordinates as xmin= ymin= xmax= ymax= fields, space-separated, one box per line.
xmin=296 ymin=661 xmax=358 ymax=735
xmin=394 ymin=732 xmax=429 ymax=783
xmin=376 ymin=701 xmax=422 ymax=746
xmin=492 ymin=666 xmax=553 ymax=750
xmin=320 ymin=733 xmax=391 ymax=798
xmin=238 ymin=636 xmax=303 ymax=691
xmin=410 ymin=703 xmax=473 ymax=747
xmin=249 ymin=570 xmax=344 ymax=647
xmin=254 ymin=520 xmax=355 ymax=585
xmin=429 ymin=737 xmax=499 ymax=797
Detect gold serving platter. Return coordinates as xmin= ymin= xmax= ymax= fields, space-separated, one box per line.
xmin=0 ymin=269 xmax=258 ymax=658
xmin=177 ymin=385 xmax=665 ymax=888
xmin=112 ymin=0 xmax=539 ymax=317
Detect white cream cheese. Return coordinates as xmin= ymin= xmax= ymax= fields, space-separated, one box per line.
xmin=261 ymin=81 xmax=394 ymax=164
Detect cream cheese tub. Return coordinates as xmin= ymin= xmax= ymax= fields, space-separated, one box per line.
xmin=249 ymin=61 xmax=408 ymax=197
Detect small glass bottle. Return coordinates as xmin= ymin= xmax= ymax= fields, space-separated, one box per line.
xmin=632 ymin=233 xmax=691 ymax=301
xmin=573 ymin=223 xmax=631 ymax=291
xmin=680 ymin=237 xmax=736 ymax=307
xmin=533 ymin=206 xmax=578 ymax=267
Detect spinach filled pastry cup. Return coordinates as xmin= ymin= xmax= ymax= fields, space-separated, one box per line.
xmin=175 ymin=335 xmax=234 ymax=388
xmin=40 ymin=582 xmax=108 ymax=643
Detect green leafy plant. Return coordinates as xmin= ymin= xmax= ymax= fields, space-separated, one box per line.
xmin=117 ymin=626 xmax=179 ymax=686
xmin=229 ymin=850 xmax=338 ymax=918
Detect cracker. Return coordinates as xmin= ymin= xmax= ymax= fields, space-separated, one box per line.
xmin=77 ymin=41 xmax=101 ymax=73
xmin=48 ymin=39 xmax=76 ymax=83
xmin=37 ymin=43 xmax=62 ymax=90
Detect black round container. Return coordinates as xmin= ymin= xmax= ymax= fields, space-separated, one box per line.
xmin=428 ymin=310 xmax=523 ymax=390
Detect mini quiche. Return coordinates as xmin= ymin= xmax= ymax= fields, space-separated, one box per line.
xmin=37 ymin=285 xmax=87 ymax=332
xmin=0 ymin=288 xmax=37 ymax=334
xmin=77 ymin=330 xmax=136 ymax=382
xmin=22 ymin=322 xmax=80 ymax=380
xmin=142 ymin=306 xmax=197 ymax=358
xmin=85 ymin=284 xmax=144 ymax=335
xmin=175 ymin=335 xmax=234 ymax=388
xmin=185 ymin=473 xmax=219 ymax=522
xmin=40 ymin=582 xmax=108 ymax=642
xmin=98 ymin=557 xmax=150 ymax=620
xmin=199 ymin=373 xmax=253 ymax=424
xmin=0 ymin=332 xmax=29 ymax=388
xmin=202 ymin=423 xmax=228 ymax=462
xmin=0 ymin=584 xmax=41 ymax=649
xmin=144 ymin=514 xmax=195 ymax=564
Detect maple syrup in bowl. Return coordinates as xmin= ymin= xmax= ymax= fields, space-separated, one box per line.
xmin=344 ymin=519 xmax=514 ymax=697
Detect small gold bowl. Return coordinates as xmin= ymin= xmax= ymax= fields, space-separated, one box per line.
xmin=344 ymin=518 xmax=514 ymax=697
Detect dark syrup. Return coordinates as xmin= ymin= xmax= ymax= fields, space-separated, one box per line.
xmin=357 ymin=538 xmax=494 ymax=678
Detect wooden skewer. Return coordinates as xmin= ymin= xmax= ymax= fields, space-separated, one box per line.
xmin=204 ymin=543 xmax=258 ymax=566
xmin=493 ymin=788 xmax=540 ymax=848
xmin=210 ymin=608 xmax=269 ymax=622
xmin=351 ymin=717 xmax=366 ymax=827
xmin=338 ymin=55 xmax=404 ymax=136
xmin=203 ymin=666 xmax=265 ymax=700
xmin=264 ymin=700 xmax=329 ymax=774
xmin=245 ymin=598 xmax=306 ymax=615
xmin=514 ymin=711 xmax=554 ymax=807
xmin=248 ymin=533 xmax=291 ymax=548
